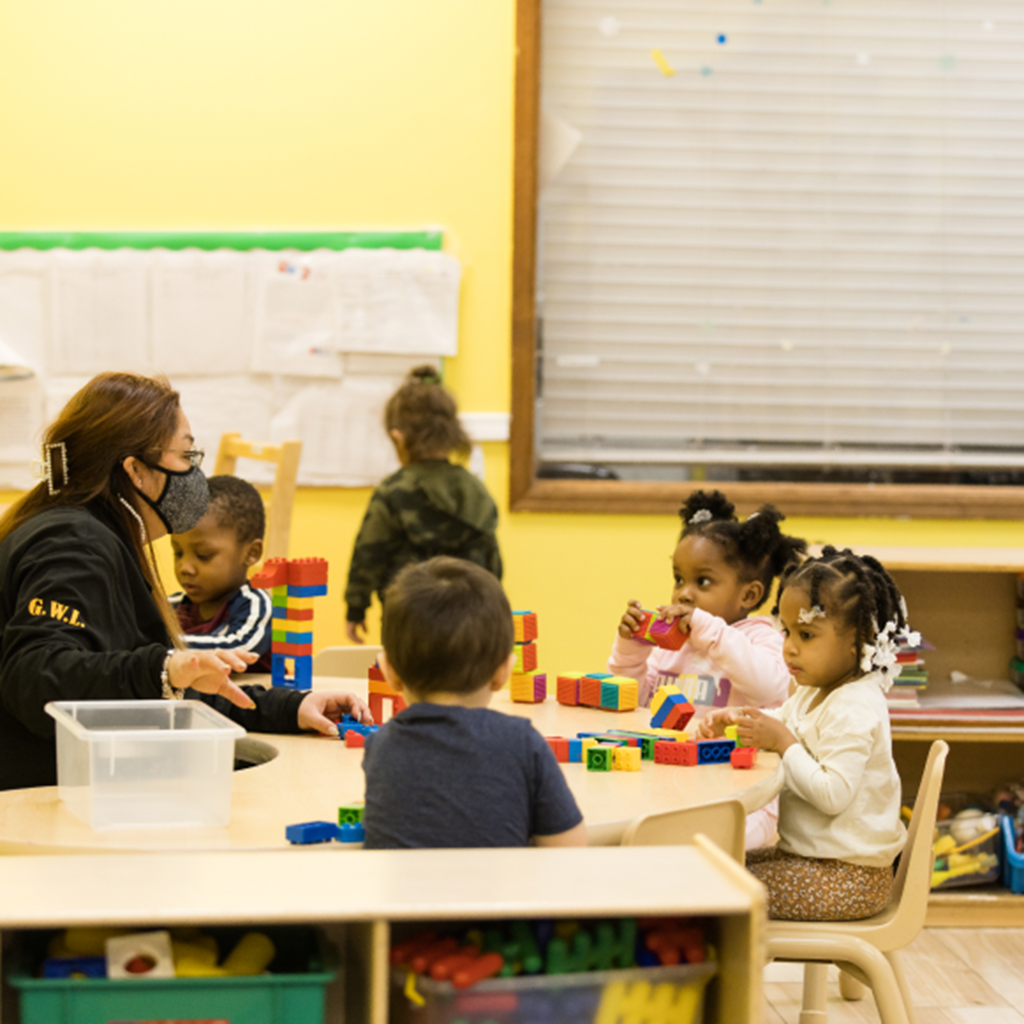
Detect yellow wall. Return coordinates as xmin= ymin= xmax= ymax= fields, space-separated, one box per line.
xmin=3 ymin=0 xmax=1024 ymax=676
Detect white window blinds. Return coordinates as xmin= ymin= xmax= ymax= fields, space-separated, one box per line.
xmin=537 ymin=0 xmax=1024 ymax=471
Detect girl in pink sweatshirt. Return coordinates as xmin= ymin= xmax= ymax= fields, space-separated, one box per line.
xmin=608 ymin=489 xmax=806 ymax=847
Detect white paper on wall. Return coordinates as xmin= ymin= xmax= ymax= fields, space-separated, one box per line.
xmin=0 ymin=250 xmax=47 ymax=377
xmin=0 ymin=377 xmax=44 ymax=481
xmin=271 ymin=375 xmax=402 ymax=487
xmin=332 ymin=248 xmax=460 ymax=356
xmin=250 ymin=252 xmax=343 ymax=379
xmin=151 ymin=249 xmax=253 ymax=376
xmin=49 ymin=249 xmax=150 ymax=375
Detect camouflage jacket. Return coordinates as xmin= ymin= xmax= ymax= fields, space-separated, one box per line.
xmin=344 ymin=460 xmax=502 ymax=622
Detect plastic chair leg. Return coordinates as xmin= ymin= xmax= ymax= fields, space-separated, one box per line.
xmin=839 ymin=969 xmax=867 ymax=1001
xmin=798 ymin=963 xmax=829 ymax=1024
xmin=886 ymin=951 xmax=919 ymax=1024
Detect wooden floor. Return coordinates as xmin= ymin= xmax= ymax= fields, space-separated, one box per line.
xmin=763 ymin=928 xmax=1024 ymax=1024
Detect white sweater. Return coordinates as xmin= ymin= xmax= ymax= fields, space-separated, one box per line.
xmin=772 ymin=672 xmax=907 ymax=868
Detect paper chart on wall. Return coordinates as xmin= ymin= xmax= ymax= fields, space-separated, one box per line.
xmin=332 ymin=248 xmax=460 ymax=356
xmin=249 ymin=252 xmax=343 ymax=379
xmin=48 ymin=249 xmax=149 ymax=375
xmin=151 ymin=250 xmax=252 ymax=376
xmin=0 ymin=377 xmax=44 ymax=486
xmin=271 ymin=376 xmax=402 ymax=487
xmin=0 ymin=249 xmax=47 ymax=377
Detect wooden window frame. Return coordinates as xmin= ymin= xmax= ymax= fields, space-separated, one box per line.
xmin=510 ymin=0 xmax=1024 ymax=519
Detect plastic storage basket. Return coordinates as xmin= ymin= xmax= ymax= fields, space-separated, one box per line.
xmin=44 ymin=700 xmax=244 ymax=829
xmin=7 ymin=926 xmax=336 ymax=1024
xmin=1001 ymin=814 xmax=1024 ymax=895
xmin=928 ymin=792 xmax=1001 ymax=890
xmin=390 ymin=960 xmax=716 ymax=1024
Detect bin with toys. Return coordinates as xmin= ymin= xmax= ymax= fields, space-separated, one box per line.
xmin=906 ymin=792 xmax=1001 ymax=890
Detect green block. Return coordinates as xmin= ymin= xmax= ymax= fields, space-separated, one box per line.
xmin=586 ymin=746 xmax=613 ymax=772
xmin=337 ymin=804 xmax=364 ymax=826
xmin=640 ymin=737 xmax=656 ymax=760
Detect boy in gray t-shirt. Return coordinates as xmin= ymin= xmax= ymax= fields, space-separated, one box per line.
xmin=362 ymin=557 xmax=586 ymax=849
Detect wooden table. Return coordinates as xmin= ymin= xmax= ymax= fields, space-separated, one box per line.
xmin=0 ymin=678 xmax=780 ymax=854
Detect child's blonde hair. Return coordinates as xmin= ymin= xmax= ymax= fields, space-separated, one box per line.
xmin=384 ymin=366 xmax=471 ymax=461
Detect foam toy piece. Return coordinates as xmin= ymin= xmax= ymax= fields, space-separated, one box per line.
xmin=222 ymin=932 xmax=276 ymax=976
xmin=650 ymin=685 xmax=695 ymax=731
xmin=513 ymin=642 xmax=538 ymax=673
xmin=556 ymin=674 xmax=582 ymax=705
xmin=600 ymin=676 xmax=639 ymax=711
xmin=730 ymin=746 xmax=757 ymax=769
xmin=632 ymin=610 xmax=689 ymax=651
xmin=510 ymin=671 xmax=547 ymax=703
xmin=512 ymin=610 xmax=538 ymax=643
xmin=572 ymin=673 xmax=637 ymax=712
xmin=696 ymin=738 xmax=736 ymax=764
xmin=106 ymin=931 xmax=175 ymax=980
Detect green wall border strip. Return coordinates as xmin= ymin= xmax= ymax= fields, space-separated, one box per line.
xmin=0 ymin=230 xmax=442 ymax=252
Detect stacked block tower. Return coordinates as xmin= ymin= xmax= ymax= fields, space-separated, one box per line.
xmin=250 ymin=557 xmax=328 ymax=690
xmin=510 ymin=611 xmax=546 ymax=702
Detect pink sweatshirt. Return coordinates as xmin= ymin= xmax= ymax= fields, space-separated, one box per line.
xmin=607 ymin=608 xmax=790 ymax=850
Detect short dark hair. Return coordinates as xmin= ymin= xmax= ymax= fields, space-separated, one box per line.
xmin=203 ymin=475 xmax=265 ymax=545
xmin=678 ymin=490 xmax=807 ymax=610
xmin=773 ymin=546 xmax=908 ymax=681
xmin=382 ymin=556 xmax=514 ymax=696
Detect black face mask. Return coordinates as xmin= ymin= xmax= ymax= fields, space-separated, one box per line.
xmin=138 ymin=464 xmax=209 ymax=534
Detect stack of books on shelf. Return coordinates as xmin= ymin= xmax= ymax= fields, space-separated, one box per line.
xmin=886 ymin=637 xmax=932 ymax=709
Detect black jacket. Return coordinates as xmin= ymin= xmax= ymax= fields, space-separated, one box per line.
xmin=0 ymin=502 xmax=304 ymax=790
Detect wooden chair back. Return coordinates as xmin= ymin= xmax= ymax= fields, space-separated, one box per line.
xmin=620 ymin=797 xmax=746 ymax=864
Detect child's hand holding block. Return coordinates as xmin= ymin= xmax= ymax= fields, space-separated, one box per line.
xmin=631 ymin=609 xmax=689 ymax=651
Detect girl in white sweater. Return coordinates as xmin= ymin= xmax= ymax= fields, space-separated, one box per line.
xmin=702 ymin=547 xmax=912 ymax=920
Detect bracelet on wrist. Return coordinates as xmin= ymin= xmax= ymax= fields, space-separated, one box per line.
xmin=160 ymin=649 xmax=185 ymax=700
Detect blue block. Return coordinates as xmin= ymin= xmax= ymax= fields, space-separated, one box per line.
xmin=696 ymin=738 xmax=736 ymax=764
xmin=43 ymin=956 xmax=107 ymax=979
xmin=337 ymin=822 xmax=366 ymax=843
xmin=285 ymin=820 xmax=339 ymax=845
xmin=336 ymin=715 xmax=379 ymax=739
xmin=280 ymin=630 xmax=313 ymax=644
xmin=600 ymin=682 xmax=618 ymax=709
xmin=272 ymin=653 xmax=313 ymax=690
xmin=583 ymin=672 xmax=611 ymax=680
xmin=568 ymin=739 xmax=582 ymax=762
xmin=288 ymin=583 xmax=328 ymax=598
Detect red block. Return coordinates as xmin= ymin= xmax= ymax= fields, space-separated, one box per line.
xmin=580 ymin=676 xmax=603 ymax=708
xmin=344 ymin=731 xmax=366 ymax=748
xmin=661 ymin=702 xmax=695 ymax=732
xmin=273 ymin=641 xmax=313 ymax=657
xmin=288 ymin=557 xmax=328 ymax=587
xmin=368 ymin=664 xmax=385 ymax=682
xmin=648 ymin=616 xmax=689 ymax=651
xmin=653 ymin=740 xmax=678 ymax=764
xmin=250 ymin=557 xmax=288 ymax=589
xmin=284 ymin=607 xmax=315 ymax=621
xmin=679 ymin=741 xmax=699 ymax=766
xmin=546 ymin=737 xmax=570 ymax=762
xmin=556 ymin=675 xmax=580 ymax=706
xmin=631 ymin=610 xmax=655 ymax=643
xmin=730 ymin=746 xmax=757 ymax=769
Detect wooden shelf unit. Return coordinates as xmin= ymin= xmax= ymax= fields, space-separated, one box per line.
xmin=0 ymin=842 xmax=765 ymax=1024
xmin=863 ymin=546 xmax=1024 ymax=925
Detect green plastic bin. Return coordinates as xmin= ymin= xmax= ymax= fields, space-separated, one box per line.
xmin=7 ymin=926 xmax=337 ymax=1024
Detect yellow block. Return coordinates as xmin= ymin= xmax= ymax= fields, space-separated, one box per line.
xmin=650 ymin=684 xmax=681 ymax=717
xmin=613 ymin=747 xmax=642 ymax=772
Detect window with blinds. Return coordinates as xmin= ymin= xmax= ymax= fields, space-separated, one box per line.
xmin=536 ymin=1 xmax=1024 ymax=484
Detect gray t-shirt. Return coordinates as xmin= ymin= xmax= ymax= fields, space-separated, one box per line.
xmin=362 ymin=703 xmax=583 ymax=848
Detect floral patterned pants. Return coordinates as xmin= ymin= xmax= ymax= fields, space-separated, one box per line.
xmin=746 ymin=846 xmax=894 ymax=921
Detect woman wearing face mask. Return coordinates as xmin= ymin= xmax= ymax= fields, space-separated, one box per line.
xmin=0 ymin=372 xmax=371 ymax=791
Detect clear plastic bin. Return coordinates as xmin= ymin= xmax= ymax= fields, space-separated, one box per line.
xmin=928 ymin=792 xmax=1001 ymax=890
xmin=1002 ymin=815 xmax=1024 ymax=895
xmin=45 ymin=700 xmax=244 ymax=829
xmin=390 ymin=960 xmax=716 ymax=1024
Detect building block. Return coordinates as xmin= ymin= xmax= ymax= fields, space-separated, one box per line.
xmin=272 ymin=605 xmax=315 ymax=621
xmin=272 ymin=628 xmax=314 ymax=645
xmin=653 ymin=739 xmax=681 ymax=765
xmin=285 ymin=820 xmax=339 ymax=845
xmin=650 ymin=684 xmax=681 ymax=717
xmin=730 ymin=746 xmax=758 ymax=769
xmin=338 ymin=804 xmax=364 ymax=825
xmin=510 ymin=671 xmax=547 ymax=703
xmin=613 ymin=747 xmax=642 ymax=772
xmin=272 ymin=653 xmax=312 ymax=690
xmin=679 ymin=741 xmax=700 ymax=766
xmin=600 ymin=676 xmax=639 ymax=712
xmin=344 ymin=731 xmax=365 ymax=748
xmin=287 ymin=557 xmax=328 ymax=587
xmin=273 ymin=641 xmax=314 ymax=657
xmin=337 ymin=822 xmax=365 ymax=843
xmin=580 ymin=676 xmax=604 ymax=707
xmin=250 ymin=557 xmax=288 ymax=589
xmin=724 ymin=724 xmax=739 ymax=744
xmin=368 ymin=663 xmax=387 ymax=683
xmin=368 ymin=690 xmax=407 ymax=724
xmin=650 ymin=692 xmax=694 ymax=731
xmin=287 ymin=583 xmax=328 ymax=598
xmin=567 ymin=738 xmax=583 ymax=762
xmin=696 ymin=738 xmax=736 ymax=764
xmin=512 ymin=642 xmax=538 ymax=673
xmin=512 ymin=610 xmax=538 ymax=643
xmin=646 ymin=615 xmax=688 ymax=651
xmin=556 ymin=674 xmax=581 ymax=706
xmin=586 ymin=745 xmax=614 ymax=771
xmin=546 ymin=737 xmax=570 ymax=762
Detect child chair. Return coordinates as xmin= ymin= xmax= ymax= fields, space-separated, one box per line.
xmin=764 ymin=739 xmax=949 ymax=1024
xmin=214 ymin=432 xmax=302 ymax=561
xmin=312 ymin=645 xmax=383 ymax=678
xmin=620 ymin=797 xmax=746 ymax=864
